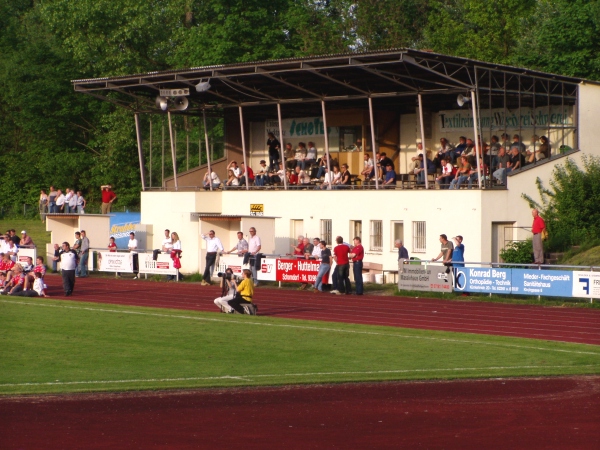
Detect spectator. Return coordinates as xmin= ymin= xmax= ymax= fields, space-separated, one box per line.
xmin=434 ymin=137 xmax=454 ymax=168
xmin=2 ymin=263 xmax=25 ymax=295
xmin=294 ymin=142 xmax=308 ymax=169
xmin=311 ymin=237 xmax=322 ymax=259
xmin=431 ymin=234 xmax=454 ymax=274
xmin=108 ymin=235 xmax=118 ymax=276
xmin=338 ymin=164 xmax=352 ymax=189
xmin=247 ymin=227 xmax=261 ymax=285
xmin=21 ymin=256 xmax=34 ymax=273
xmin=536 ymin=136 xmax=550 ymax=161
xmin=73 ymin=231 xmax=82 ymax=264
xmin=228 ymin=231 xmax=248 ymax=256
xmin=78 ymin=230 xmax=90 ymax=278
xmin=52 ymin=243 xmax=60 ymax=272
xmin=507 ymin=146 xmax=525 ymax=179
xmin=68 ymin=189 xmax=78 ymax=214
xmin=213 ymin=267 xmax=237 ymax=313
xmin=0 ymin=252 xmax=15 ymax=282
xmin=415 ymin=153 xmax=435 ymax=186
xmin=167 ymin=232 xmax=181 ymax=281
xmin=128 ymin=232 xmax=139 ymax=279
xmin=302 ymin=237 xmax=314 ymax=256
xmin=313 ymin=240 xmax=331 ymax=292
xmin=435 ymin=156 xmax=454 ymax=189
xmin=20 ymin=230 xmax=33 ymax=247
xmin=55 ymin=242 xmax=77 ymax=296
xmin=317 ymin=166 xmax=332 ymax=190
xmin=382 ymin=163 xmax=396 ymax=188
xmin=203 ymin=170 xmax=221 ymax=190
xmin=55 ymin=189 xmax=66 ymax=213
xmin=64 ymin=189 xmax=74 ymax=213
xmin=305 ymin=141 xmax=318 ymax=168
xmin=9 ymin=229 xmax=20 ymax=246
xmin=254 ymin=160 xmax=269 ymax=187
xmin=224 ymin=169 xmax=240 ymax=189
xmin=152 ymin=229 xmax=172 ymax=260
xmin=48 ymin=186 xmax=58 ymax=214
xmin=532 ymin=209 xmax=546 ymax=265
xmin=449 ymin=156 xmax=471 ymax=190
xmin=331 ymin=236 xmax=351 ymax=295
xmin=453 ymin=136 xmax=468 ymax=161
xmin=11 ymin=271 xmax=48 ymax=297
xmin=452 ymin=236 xmax=465 ymax=268
xmin=239 ymin=162 xmax=255 ymax=186
xmin=291 ymin=235 xmax=305 ymax=256
xmin=295 ymin=165 xmax=311 ymax=186
xmin=101 ymin=185 xmax=117 ymax=214
xmin=284 ymin=143 xmax=295 ymax=170
xmin=39 ymin=189 xmax=49 ymax=221
xmin=510 ymin=134 xmax=526 ymax=154
xmin=6 ymin=239 xmax=18 ymax=262
xmin=269 ymin=162 xmax=286 ymax=185
xmin=315 ymin=154 xmax=331 ymax=179
xmin=350 ymin=236 xmax=365 ymax=295
xmin=227 ymin=161 xmax=241 ymax=178
xmin=395 ymin=240 xmax=409 ymax=265
xmin=361 ymin=153 xmax=374 ymax=180
xmin=34 ymin=256 xmax=46 ymax=278
xmin=267 ymin=132 xmax=280 ymax=172
xmin=331 ymin=165 xmax=342 ymax=186
xmin=76 ymin=191 xmax=86 ymax=214
xmin=493 ymin=147 xmax=511 ymax=185
xmin=201 ymin=230 xmax=224 ymax=285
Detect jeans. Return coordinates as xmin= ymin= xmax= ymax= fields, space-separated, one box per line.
xmin=314 ymin=263 xmax=330 ymax=291
xmin=77 ymin=205 xmax=85 ymax=214
xmin=49 ymin=202 xmax=56 ymax=213
xmin=353 ymin=261 xmax=363 ymax=294
xmin=449 ymin=175 xmax=469 ymax=189
xmin=78 ymin=251 xmax=89 ymax=277
xmin=337 ymin=263 xmax=351 ymax=294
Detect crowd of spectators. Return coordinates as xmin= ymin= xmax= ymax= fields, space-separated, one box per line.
xmin=0 ymin=228 xmax=47 ymax=297
xmin=40 ymin=186 xmax=87 ymax=217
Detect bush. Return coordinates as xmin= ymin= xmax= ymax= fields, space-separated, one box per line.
xmin=500 ymin=240 xmax=533 ymax=264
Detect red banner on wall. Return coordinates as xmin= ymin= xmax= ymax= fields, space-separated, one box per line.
xmin=257 ymin=258 xmax=328 ymax=283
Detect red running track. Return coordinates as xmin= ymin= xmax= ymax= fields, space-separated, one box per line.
xmin=1 ymin=377 xmax=599 ymax=449
xmin=40 ymin=275 xmax=600 ymax=345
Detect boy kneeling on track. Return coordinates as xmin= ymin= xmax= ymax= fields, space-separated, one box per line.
xmin=214 ymin=268 xmax=257 ymax=315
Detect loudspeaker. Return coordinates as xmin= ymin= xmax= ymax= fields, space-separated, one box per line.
xmin=155 ymin=96 xmax=169 ymax=111
xmin=173 ymin=96 xmax=189 ymax=111
xmin=457 ymin=94 xmax=471 ymax=107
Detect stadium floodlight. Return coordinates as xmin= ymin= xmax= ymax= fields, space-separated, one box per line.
xmin=196 ymin=79 xmax=211 ymax=92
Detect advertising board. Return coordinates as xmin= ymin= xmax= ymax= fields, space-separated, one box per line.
xmin=398 ymin=264 xmax=453 ymax=293
xmin=138 ymin=253 xmax=177 ymax=275
xmin=257 ymin=258 xmax=324 ymax=283
xmin=97 ymin=252 xmax=133 ymax=273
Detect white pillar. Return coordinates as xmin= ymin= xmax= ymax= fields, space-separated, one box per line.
xmin=417 ymin=94 xmax=429 ymax=189
xmin=368 ymin=97 xmax=379 ymax=189
xmin=167 ymin=111 xmax=178 ymax=190
xmin=202 ymin=109 xmax=213 ymax=191
xmin=321 ymin=100 xmax=333 ymax=190
xmin=239 ymin=106 xmax=249 ymax=190
xmin=134 ymin=113 xmax=146 ymax=191
xmin=276 ymin=104 xmax=288 ymax=190
xmin=471 ymin=90 xmax=482 ymax=189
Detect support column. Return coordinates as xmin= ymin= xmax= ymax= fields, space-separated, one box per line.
xmin=203 ymin=109 xmax=213 ymax=191
xmin=417 ymin=94 xmax=428 ymax=189
xmin=149 ymin=119 xmax=152 ymax=188
xmin=321 ymin=100 xmax=332 ymax=190
xmin=239 ymin=106 xmax=249 ymax=190
xmin=368 ymin=97 xmax=379 ymax=189
xmin=276 ymin=104 xmax=288 ymax=190
xmin=134 ymin=113 xmax=147 ymax=191
xmin=471 ymin=90 xmax=482 ymax=189
xmin=167 ymin=111 xmax=178 ymax=190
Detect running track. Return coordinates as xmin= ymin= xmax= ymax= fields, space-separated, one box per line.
xmin=40 ymin=275 xmax=600 ymax=345
xmin=3 ymin=276 xmax=600 ymax=449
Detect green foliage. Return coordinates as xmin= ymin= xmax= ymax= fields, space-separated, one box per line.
xmin=523 ymin=156 xmax=600 ymax=251
xmin=499 ymin=240 xmax=534 ymax=264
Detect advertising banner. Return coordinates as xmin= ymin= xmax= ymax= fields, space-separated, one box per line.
xmin=17 ymin=248 xmax=36 ymax=265
xmin=218 ymin=255 xmax=246 ymax=277
xmin=454 ymin=267 xmax=574 ymax=297
xmin=138 ymin=254 xmax=177 ymax=275
xmin=572 ymin=271 xmax=600 ymax=299
xmin=97 ymin=252 xmax=133 ymax=273
xmin=398 ymin=264 xmax=453 ymax=293
xmin=257 ymin=258 xmax=323 ymax=283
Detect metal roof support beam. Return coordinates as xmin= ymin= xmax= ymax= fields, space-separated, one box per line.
xmin=239 ymin=106 xmax=250 ymax=190
xmin=167 ymin=111 xmax=178 ymax=191
xmin=276 ymin=104 xmax=288 ymax=190
xmin=217 ymin=74 xmax=278 ymax=101
xmin=355 ymin=63 xmax=418 ymax=92
xmin=256 ymin=69 xmax=323 ymax=99
xmin=321 ymin=100 xmax=333 ymax=190
xmin=202 ymin=109 xmax=213 ymax=191
xmin=403 ymin=55 xmax=473 ymax=90
xmin=304 ymin=64 xmax=370 ymax=95
xmin=368 ymin=97 xmax=379 ymax=190
xmin=134 ymin=113 xmax=147 ymax=191
xmin=417 ymin=93 xmax=429 ymax=190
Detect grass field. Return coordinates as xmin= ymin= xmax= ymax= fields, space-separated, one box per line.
xmin=1 ymin=297 xmax=599 ymax=395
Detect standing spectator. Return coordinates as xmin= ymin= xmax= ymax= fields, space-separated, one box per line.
xmin=64 ymin=189 xmax=73 ymax=213
xmin=108 ymin=237 xmax=117 ymax=252
xmin=128 ymin=232 xmax=139 ymax=279
xmin=313 ymin=240 xmax=331 ymax=292
xmin=350 ymin=236 xmax=365 ymax=295
xmin=168 ymin=232 xmax=182 ymax=281
xmin=73 ymin=231 xmax=82 ymax=271
xmin=311 ymin=237 xmax=322 ymax=259
xmin=67 ymin=189 xmax=78 ymax=214
xmin=227 ymin=232 xmax=248 ymax=256
xmin=55 ymin=242 xmax=77 ymax=296
xmin=34 ymin=257 xmax=46 ymax=277
xmin=395 ymin=240 xmax=409 ymax=265
xmin=20 ymin=231 xmax=33 ymax=247
xmin=48 ymin=186 xmax=57 ymax=213
xmin=101 ymin=185 xmax=117 ymax=214
xmin=291 ymin=235 xmax=305 ymax=256
xmin=78 ymin=230 xmax=90 ymax=278
xmin=267 ymin=132 xmax=280 ymax=172
xmin=55 ymin=189 xmax=66 ymax=213
xmin=201 ymin=230 xmax=224 ymax=285
xmin=39 ymin=189 xmax=49 ymax=221
xmin=76 ymin=191 xmax=86 ymax=213
xmin=52 ymin=243 xmax=60 ymax=272
xmin=332 ymin=236 xmax=351 ymax=295
xmin=302 ymin=237 xmax=314 ymax=256
xmin=247 ymin=227 xmax=261 ymax=285
xmin=532 ymin=209 xmax=546 ymax=265
xmin=452 ymin=236 xmax=465 ymax=267
xmin=431 ymin=234 xmax=454 ymax=274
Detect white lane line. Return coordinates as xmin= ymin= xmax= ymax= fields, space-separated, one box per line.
xmin=2 ymin=365 xmax=598 ymax=388
xmin=2 ymin=299 xmax=600 ymax=356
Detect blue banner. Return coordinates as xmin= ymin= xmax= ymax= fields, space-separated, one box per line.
xmin=109 ymin=212 xmax=141 ymax=250
xmin=454 ymin=267 xmax=574 ymax=297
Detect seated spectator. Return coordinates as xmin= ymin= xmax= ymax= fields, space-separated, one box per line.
xmin=331 ymin=165 xmax=342 ymax=186
xmin=1 ymin=263 xmax=24 ymax=295
xmin=5 ymin=238 xmax=18 ymax=262
xmin=0 ymin=272 xmax=6 ymax=290
xmin=295 ymin=166 xmax=311 ymax=186
xmin=305 ymin=141 xmax=317 ymax=168
xmin=20 ymin=230 xmax=33 ymax=247
xmin=492 ymin=147 xmax=511 ymax=185
xmin=0 ymin=253 xmax=15 ymax=280
xmin=377 ymin=152 xmax=394 ymax=178
xmin=288 ymin=169 xmax=298 ymax=186
xmin=510 ymin=134 xmax=526 ymax=155
xmin=34 ymin=256 xmax=47 ymax=277
xmin=315 ymin=154 xmax=330 ymax=179
xmin=449 ymin=156 xmax=471 ymax=189
xmin=294 ymin=142 xmax=308 ymax=170
xmin=414 ymin=153 xmax=435 ymax=185
xmin=238 ymin=162 xmax=255 ymax=186
xmin=203 ymin=170 xmax=221 ymax=190
xmin=382 ymin=163 xmax=397 ymax=188
xmin=22 ymin=257 xmax=34 ymax=273
xmin=434 ymin=137 xmax=454 ymax=168
xmin=269 ymin=163 xmax=286 ymax=185
xmin=453 ymin=136 xmax=468 ymax=161
xmin=337 ymin=164 xmax=352 ymax=189
xmin=507 ymin=146 xmax=525 ymax=176
xmin=435 ymin=156 xmax=454 ymax=189
xmin=467 ymin=158 xmax=484 ymax=189
xmin=317 ymin=166 xmax=332 ymax=190
xmin=254 ymin=160 xmax=269 ymax=186
xmin=361 ymin=153 xmax=374 ymax=180
xmin=488 ymin=135 xmax=501 ymax=171
xmin=536 ymin=136 xmax=550 ymax=161
xmin=11 ymin=271 xmax=48 ymax=297
xmin=227 ymin=161 xmax=241 ymax=180
xmin=284 ymin=143 xmax=296 ymax=170
xmin=224 ymin=169 xmax=240 ymax=189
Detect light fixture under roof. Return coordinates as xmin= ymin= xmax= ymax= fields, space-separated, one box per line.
xmin=196 ymin=79 xmax=211 ymax=92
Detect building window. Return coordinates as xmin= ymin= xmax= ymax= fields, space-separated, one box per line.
xmin=392 ymin=221 xmax=404 ymax=250
xmin=320 ymin=219 xmax=332 ymax=245
xmin=412 ymin=221 xmax=426 ymax=253
xmin=370 ymin=220 xmax=383 ymax=251
xmin=350 ymin=220 xmax=362 ymax=241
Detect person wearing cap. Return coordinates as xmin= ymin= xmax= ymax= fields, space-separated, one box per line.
xmin=101 ymin=184 xmax=117 ymax=214
xmin=255 ymin=160 xmax=269 ymax=186
xmin=431 ymin=234 xmax=454 ymax=274
xmin=20 ymin=231 xmax=33 ymax=247
xmin=382 ymin=162 xmax=397 ymax=188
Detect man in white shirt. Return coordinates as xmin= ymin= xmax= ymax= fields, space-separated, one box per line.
xmin=247 ymin=227 xmax=262 ymax=286
xmin=55 ymin=189 xmax=66 ymax=213
xmin=311 ymin=238 xmax=322 ymax=259
xmin=55 ymin=242 xmax=77 ymax=296
xmin=64 ymin=189 xmax=74 ymax=213
xmin=68 ymin=190 xmax=78 ymax=213
xmin=128 ymin=232 xmax=139 ymax=279
xmin=6 ymin=240 xmax=18 ymax=262
xmin=153 ymin=229 xmax=172 ymax=260
xmin=201 ymin=230 xmax=224 ymax=285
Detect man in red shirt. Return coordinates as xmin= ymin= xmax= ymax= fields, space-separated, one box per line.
xmin=350 ymin=237 xmax=365 ymax=295
xmin=531 ymin=209 xmax=546 ymax=264
xmin=101 ymin=184 xmax=117 ymax=214
xmin=333 ymin=236 xmax=351 ymax=295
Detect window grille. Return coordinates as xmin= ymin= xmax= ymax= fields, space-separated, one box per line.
xmin=370 ymin=220 xmax=383 ymax=251
xmin=412 ymin=221 xmax=426 ymax=253
xmin=320 ymin=219 xmax=332 ymax=245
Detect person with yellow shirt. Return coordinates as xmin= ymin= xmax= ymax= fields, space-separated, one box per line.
xmin=228 ymin=269 xmax=257 ymax=315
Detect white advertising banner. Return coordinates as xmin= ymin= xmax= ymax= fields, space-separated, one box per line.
xmin=17 ymin=248 xmax=36 ymax=265
xmin=98 ymin=252 xmax=133 ymax=273
xmin=217 ymin=255 xmax=247 ymax=277
xmin=138 ymin=253 xmax=177 ymax=275
xmin=572 ymin=271 xmax=600 ymax=299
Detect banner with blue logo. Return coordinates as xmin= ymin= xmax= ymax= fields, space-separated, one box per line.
xmin=109 ymin=212 xmax=141 ymax=249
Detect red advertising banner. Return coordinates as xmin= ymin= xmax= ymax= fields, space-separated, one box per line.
xmin=258 ymin=258 xmax=328 ymax=283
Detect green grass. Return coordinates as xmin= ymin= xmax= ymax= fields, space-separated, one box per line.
xmin=0 ymin=219 xmax=51 ymax=251
xmin=1 ymin=298 xmax=599 ymax=395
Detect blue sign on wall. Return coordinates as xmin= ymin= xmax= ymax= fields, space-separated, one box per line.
xmin=454 ymin=267 xmax=574 ymax=297
xmin=109 ymin=212 xmax=141 ymax=250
